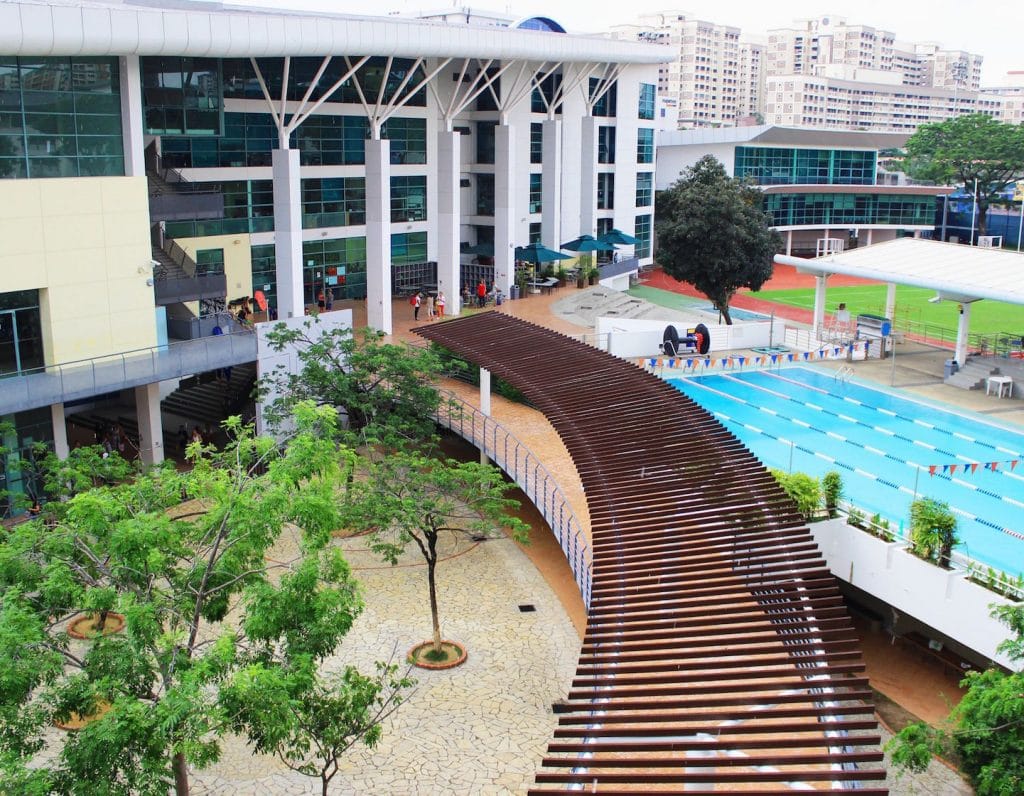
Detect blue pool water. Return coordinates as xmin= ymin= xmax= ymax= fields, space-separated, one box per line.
xmin=697 ymin=306 xmax=770 ymax=322
xmin=666 ymin=367 xmax=1024 ymax=575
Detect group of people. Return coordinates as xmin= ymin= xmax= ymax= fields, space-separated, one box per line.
xmin=461 ymin=280 xmax=499 ymax=308
xmin=411 ymin=290 xmax=446 ymax=322
xmin=177 ymin=423 xmax=217 ymax=451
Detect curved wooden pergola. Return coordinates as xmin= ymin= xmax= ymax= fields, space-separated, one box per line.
xmin=416 ymin=312 xmax=886 ymax=794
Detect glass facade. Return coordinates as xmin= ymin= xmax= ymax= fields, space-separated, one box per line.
xmin=598 ymin=126 xmax=615 ymax=164
xmin=638 ymin=83 xmax=656 ymax=121
xmin=530 ymin=123 xmax=543 ymax=164
xmin=735 ymin=146 xmax=877 ymax=186
xmin=589 ymin=78 xmax=617 ymax=117
xmin=637 ymin=127 xmax=654 ymax=164
xmin=303 ymin=177 xmax=366 ymax=229
xmin=391 ymin=175 xmax=427 ymax=222
xmin=597 ymin=172 xmax=614 ymax=210
xmin=141 ymin=56 xmax=221 ymax=136
xmin=0 ymin=56 xmax=124 ymax=179
xmin=528 ymin=222 xmax=542 ymax=244
xmin=195 ymin=248 xmax=225 ymax=277
xmin=391 ymin=231 xmax=427 ymax=265
xmin=476 ymin=121 xmax=496 ymax=164
xmin=635 ymin=214 xmax=652 ymax=259
xmin=0 ymin=407 xmax=53 ymax=518
xmin=529 ymin=173 xmax=542 ymax=214
xmin=0 ymin=290 xmax=44 ymax=376
xmin=531 ymin=74 xmax=561 ymax=114
xmin=636 ymin=172 xmax=653 ymax=207
xmin=159 ymin=112 xmax=424 ymax=169
xmin=764 ymin=193 xmax=936 ymax=227
xmin=475 ymin=173 xmax=494 ymax=216
xmin=165 ymin=179 xmax=273 ymax=238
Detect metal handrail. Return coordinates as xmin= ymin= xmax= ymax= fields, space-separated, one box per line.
xmin=434 ymin=389 xmax=592 ymax=609
xmin=162 ymin=237 xmax=199 ymax=279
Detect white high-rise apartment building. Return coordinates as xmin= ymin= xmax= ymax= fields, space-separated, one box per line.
xmin=766 ymin=16 xmax=896 ymax=76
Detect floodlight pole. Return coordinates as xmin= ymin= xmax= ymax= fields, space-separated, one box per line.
xmin=1017 ymin=193 xmax=1023 ymax=252
xmin=969 ymin=177 xmax=978 ymax=245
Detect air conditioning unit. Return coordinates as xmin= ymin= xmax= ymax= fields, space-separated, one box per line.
xmin=978 ymin=235 xmax=1002 ymax=248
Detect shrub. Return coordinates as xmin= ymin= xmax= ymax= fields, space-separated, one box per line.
xmin=909 ymin=497 xmax=959 ymax=569
xmin=822 ymin=471 xmax=843 ymax=517
xmin=769 ymin=469 xmax=823 ymax=520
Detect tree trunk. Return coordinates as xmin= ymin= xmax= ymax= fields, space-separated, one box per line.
xmin=426 ymin=533 xmax=442 ymax=653
xmin=977 ymin=196 xmax=988 ymax=238
xmin=172 ymin=751 xmax=190 ymax=796
xmin=720 ymin=304 xmax=733 ymax=325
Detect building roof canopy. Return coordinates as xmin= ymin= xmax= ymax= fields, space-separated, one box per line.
xmin=659 ymin=124 xmax=910 ymax=151
xmin=775 ymin=238 xmax=1024 ymax=306
xmin=0 ymin=0 xmax=667 ymax=62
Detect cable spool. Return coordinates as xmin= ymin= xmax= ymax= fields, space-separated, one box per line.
xmin=662 ymin=325 xmax=681 ymax=357
xmin=693 ymin=322 xmax=711 ymax=355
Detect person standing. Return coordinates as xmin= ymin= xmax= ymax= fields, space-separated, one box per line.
xmin=412 ymin=291 xmax=422 ymax=321
xmin=436 ymin=290 xmax=446 ymax=319
xmin=476 ymin=279 xmax=487 ymax=307
xmin=425 ymin=292 xmax=435 ymax=321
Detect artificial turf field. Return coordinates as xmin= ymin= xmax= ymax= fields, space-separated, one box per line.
xmin=754 ymin=284 xmax=1024 ymax=337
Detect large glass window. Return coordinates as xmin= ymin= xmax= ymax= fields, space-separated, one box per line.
xmin=476 ymin=121 xmax=496 ymax=164
xmin=634 ymin=214 xmax=652 ymax=259
xmin=597 ymin=172 xmax=615 ymax=210
xmin=0 ymin=289 xmax=44 ymax=376
xmin=735 ymin=146 xmax=876 ymax=186
xmin=475 ymin=173 xmax=495 ymax=216
xmin=531 ymin=73 xmax=562 ymax=114
xmin=142 ymin=56 xmax=221 ymax=136
xmin=529 ymin=173 xmax=543 ymax=214
xmin=0 ymin=407 xmax=53 ymax=519
xmin=598 ymin=126 xmax=616 ymax=164
xmin=302 ymin=237 xmax=368 ymax=304
xmin=589 ymin=77 xmax=617 ymax=117
xmin=637 ymin=128 xmax=654 ymax=164
xmin=383 ymin=117 xmax=427 ymax=165
xmin=194 ymin=248 xmax=225 ymax=277
xmin=636 ymin=172 xmax=653 ymax=207
xmin=165 ymin=179 xmax=273 ymax=238
xmin=303 ymin=177 xmax=366 ymax=228
xmin=391 ymin=231 xmax=428 ymax=265
xmin=530 ymin=123 xmax=543 ymax=164
xmin=638 ymin=83 xmax=656 ymax=120
xmin=763 ymin=193 xmax=934 ymax=226
xmin=528 ymin=222 xmax=542 ymax=244
xmin=391 ymin=176 xmax=427 ymax=222
xmin=0 ymin=56 xmax=124 ymax=179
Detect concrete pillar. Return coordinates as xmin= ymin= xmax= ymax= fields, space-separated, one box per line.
xmin=865 ymin=229 xmax=874 ymax=246
xmin=494 ymin=125 xmax=516 ymax=296
xmin=272 ymin=148 xmax=305 ymax=320
xmin=479 ymin=367 xmax=491 ymax=464
xmin=579 ymin=117 xmax=598 ymax=239
xmin=812 ymin=274 xmax=828 ymax=340
xmin=541 ymin=119 xmax=563 ymax=248
xmin=119 ymin=56 xmax=145 ymax=177
xmin=955 ymin=302 xmax=972 ymax=367
xmin=885 ymin=283 xmax=897 ymax=322
xmin=437 ymin=129 xmax=461 ymax=316
xmin=365 ymin=138 xmax=393 ymax=334
xmin=50 ymin=403 xmax=69 ymax=460
xmin=134 ymin=383 xmax=164 ymax=465
xmin=785 ymin=230 xmax=793 ymax=256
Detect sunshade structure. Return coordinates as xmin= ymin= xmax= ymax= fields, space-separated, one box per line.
xmin=598 ymin=228 xmax=639 ymax=246
xmin=561 ymin=234 xmax=617 ymax=253
xmin=415 ymin=313 xmax=884 ymax=794
xmin=775 ymin=237 xmax=1024 ymax=366
xmin=515 ymin=243 xmax=573 ymax=263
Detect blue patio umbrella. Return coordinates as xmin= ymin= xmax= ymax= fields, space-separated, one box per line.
xmin=560 ymin=234 xmax=617 ymax=253
xmin=514 ymin=242 xmax=573 ymax=263
xmin=598 ymin=228 xmax=639 ymax=246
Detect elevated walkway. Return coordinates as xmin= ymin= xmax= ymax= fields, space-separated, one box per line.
xmin=416 ymin=312 xmax=885 ymax=793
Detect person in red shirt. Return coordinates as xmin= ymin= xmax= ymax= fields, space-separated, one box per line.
xmin=476 ymin=279 xmax=486 ymax=308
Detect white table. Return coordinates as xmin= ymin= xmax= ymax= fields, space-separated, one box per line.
xmin=986 ymin=375 xmax=1013 ymax=398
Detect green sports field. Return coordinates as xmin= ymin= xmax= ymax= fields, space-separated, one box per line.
xmin=754 ymin=284 xmax=1024 ymax=338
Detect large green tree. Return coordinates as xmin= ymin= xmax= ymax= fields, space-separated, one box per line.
xmin=656 ymin=154 xmax=781 ymax=324
xmin=903 ymin=114 xmax=1024 ymax=238
xmin=887 ymin=604 xmax=1024 ymax=795
xmin=0 ymin=405 xmax=408 ymax=795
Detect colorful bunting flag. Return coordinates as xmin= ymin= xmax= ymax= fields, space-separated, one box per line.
xmin=970 ymin=462 xmax=979 ymax=474
xmin=928 ymin=465 xmax=937 ymax=476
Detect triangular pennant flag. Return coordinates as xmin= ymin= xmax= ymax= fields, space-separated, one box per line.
xmin=950 ymin=464 xmax=959 ymax=474
xmin=771 ymin=354 xmax=778 ymax=363
xmin=991 ymin=461 xmax=999 ymax=471
xmin=1013 ymin=460 xmax=1019 ymax=471
xmin=649 ymin=358 xmax=656 ymax=368
xmin=686 ymin=358 xmax=694 ymax=368
xmin=738 ymin=356 xmax=745 ymax=366
xmin=942 ymin=464 xmax=950 ymax=473
xmin=970 ymin=462 xmax=979 ymax=474
xmin=704 ymin=357 xmax=711 ymax=367
xmin=928 ymin=465 xmax=937 ymax=476
xmin=667 ymin=358 xmax=675 ymax=368
xmin=788 ymin=353 xmax=795 ymax=362
xmin=834 ymin=347 xmax=840 ymax=356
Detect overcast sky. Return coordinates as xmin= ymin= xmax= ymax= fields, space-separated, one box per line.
xmin=235 ymin=0 xmax=1024 ymax=87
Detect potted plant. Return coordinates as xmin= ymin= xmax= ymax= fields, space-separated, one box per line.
xmin=556 ymin=265 xmax=567 ymax=287
xmin=587 ymin=265 xmax=600 ymax=286
xmin=909 ymin=497 xmax=959 ymax=569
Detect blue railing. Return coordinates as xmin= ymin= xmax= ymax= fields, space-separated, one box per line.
xmin=434 ymin=390 xmax=592 ymax=609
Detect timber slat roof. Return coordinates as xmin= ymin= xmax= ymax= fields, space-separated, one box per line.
xmin=415 ymin=312 xmax=886 ymax=793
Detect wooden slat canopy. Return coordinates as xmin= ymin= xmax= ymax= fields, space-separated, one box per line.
xmin=416 ymin=313 xmax=886 ymax=793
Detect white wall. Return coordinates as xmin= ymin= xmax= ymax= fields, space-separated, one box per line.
xmin=656 ymin=141 xmax=737 ymax=190
xmin=810 ymin=518 xmax=1017 ymax=669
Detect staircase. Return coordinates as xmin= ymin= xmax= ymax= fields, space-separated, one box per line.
xmin=161 ymin=363 xmax=257 ymax=429
xmin=151 ymin=244 xmax=190 ymax=282
xmin=946 ymin=357 xmax=1001 ymax=390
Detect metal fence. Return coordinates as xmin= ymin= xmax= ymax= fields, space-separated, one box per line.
xmin=433 ymin=390 xmax=592 ymax=609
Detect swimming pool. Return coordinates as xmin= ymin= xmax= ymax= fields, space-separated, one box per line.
xmin=665 ymin=367 xmax=1024 ymax=576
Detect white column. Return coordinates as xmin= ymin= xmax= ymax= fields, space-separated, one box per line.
xmin=812 ymin=274 xmax=828 ymax=340
xmin=885 ymin=283 xmax=897 ymax=322
xmin=134 ymin=383 xmax=164 ymax=465
xmin=50 ymin=403 xmax=69 ymax=460
xmin=494 ymin=124 xmax=516 ymax=296
xmin=541 ymin=119 xmax=563 ymax=248
xmin=786 ymin=230 xmax=793 ymax=256
xmin=480 ymin=367 xmax=491 ymax=417
xmin=365 ymin=138 xmax=393 ymax=334
xmin=437 ymin=130 xmax=461 ymax=316
xmin=579 ymin=117 xmax=598 ymax=238
xmin=272 ymin=148 xmax=304 ymax=320
xmin=955 ymin=302 xmax=972 ymax=367
xmin=865 ymin=229 xmax=874 ymax=246
xmin=119 ymin=56 xmax=145 ymax=177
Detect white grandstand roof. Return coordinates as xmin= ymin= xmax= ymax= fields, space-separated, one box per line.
xmin=659 ymin=125 xmax=909 ymax=151
xmin=775 ymin=238 xmax=1024 ymax=305
xmin=0 ymin=0 xmax=668 ymax=62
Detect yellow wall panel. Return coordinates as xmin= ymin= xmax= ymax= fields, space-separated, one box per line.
xmin=0 ymin=216 xmax=45 ymax=257
xmin=177 ymin=233 xmax=254 ymax=302
xmin=0 ymin=182 xmax=42 ymax=219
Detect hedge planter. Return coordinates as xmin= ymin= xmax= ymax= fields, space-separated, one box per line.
xmin=407 ymin=640 xmax=467 ymax=670
xmin=67 ymin=611 xmax=125 ymax=639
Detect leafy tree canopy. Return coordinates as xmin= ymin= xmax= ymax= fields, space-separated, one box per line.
xmin=903 ymin=114 xmax=1024 ymax=236
xmin=655 ymin=155 xmax=780 ymax=324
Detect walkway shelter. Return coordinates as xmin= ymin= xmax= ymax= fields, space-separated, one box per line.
xmin=775 ymin=237 xmax=1024 ymax=366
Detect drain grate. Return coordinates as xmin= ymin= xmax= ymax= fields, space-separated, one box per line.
xmin=518 ymin=604 xmax=536 ymax=613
